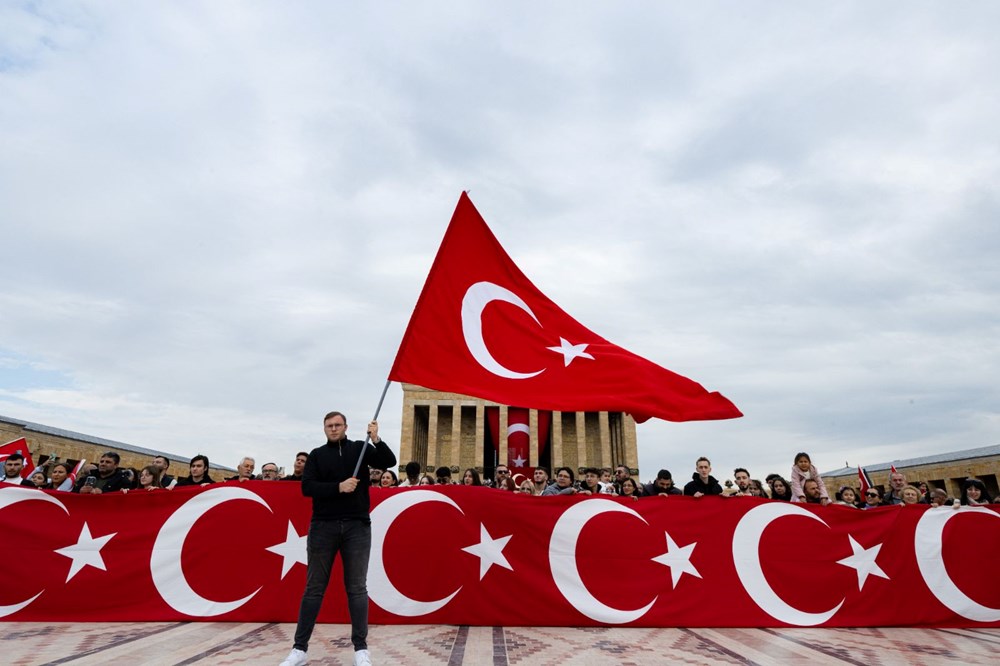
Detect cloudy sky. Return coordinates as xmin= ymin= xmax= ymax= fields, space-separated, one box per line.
xmin=2 ymin=1 xmax=998 ymax=483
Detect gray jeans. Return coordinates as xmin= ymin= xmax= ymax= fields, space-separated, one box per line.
xmin=293 ymin=518 xmax=371 ymax=652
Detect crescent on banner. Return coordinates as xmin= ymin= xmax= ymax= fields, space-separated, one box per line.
xmin=732 ymin=503 xmax=844 ymax=626
xmin=369 ymin=490 xmax=464 ymax=616
xmin=549 ymin=499 xmax=658 ymax=624
xmin=0 ymin=487 xmax=69 ymax=618
xmin=150 ymin=486 xmax=272 ymax=617
xmin=915 ymin=506 xmax=1000 ymax=623
xmin=461 ymin=281 xmax=545 ymax=380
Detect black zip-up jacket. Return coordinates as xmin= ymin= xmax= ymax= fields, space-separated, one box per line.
xmin=302 ymin=437 xmax=397 ymax=521
xmin=683 ymin=473 xmax=724 ymax=496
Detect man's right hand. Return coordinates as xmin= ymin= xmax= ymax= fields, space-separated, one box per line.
xmin=340 ymin=478 xmax=359 ymax=494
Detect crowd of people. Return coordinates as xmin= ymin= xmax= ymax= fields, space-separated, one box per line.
xmin=371 ymin=452 xmax=999 ymax=509
xmin=2 ymin=449 xmax=996 ymax=508
xmin=0 ymin=450 xmax=309 ymax=493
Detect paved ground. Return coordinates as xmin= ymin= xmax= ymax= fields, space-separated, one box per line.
xmin=4 ymin=622 xmax=999 ymax=665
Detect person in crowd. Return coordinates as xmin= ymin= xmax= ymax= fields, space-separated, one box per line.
xmin=518 ymin=479 xmax=534 ymax=494
xmin=577 ymin=468 xmax=603 ymax=495
xmin=863 ymin=487 xmax=882 ymax=509
xmin=492 ymin=465 xmax=511 ymax=489
xmin=74 ymin=452 xmax=129 ymax=494
xmin=728 ymin=468 xmax=752 ymax=496
xmin=461 ymin=468 xmax=482 ymax=486
xmin=834 ymin=486 xmax=859 ymax=508
xmin=620 ymin=477 xmax=643 ymax=500
xmin=900 ymin=485 xmax=922 ymax=505
xmin=152 ymin=455 xmax=175 ymax=488
xmin=883 ymin=470 xmax=907 ymax=505
xmin=397 ymin=461 xmax=422 ymax=487
xmin=768 ymin=476 xmax=793 ymax=501
xmin=543 ymin=467 xmax=578 ymax=496
xmin=960 ymin=478 xmax=993 ymax=506
xmin=29 ymin=469 xmax=48 ymax=488
xmin=790 ymin=452 xmax=830 ymax=504
xmin=122 ymin=467 xmax=140 ymax=490
xmin=282 ymin=452 xmax=309 ymax=481
xmin=175 ymin=454 xmax=215 ymax=487
xmin=599 ymin=468 xmax=616 ymax=493
xmin=917 ymin=481 xmax=930 ymax=499
xmin=929 ymin=488 xmax=951 ymax=507
xmin=802 ymin=479 xmax=828 ymax=505
xmin=530 ymin=467 xmax=550 ymax=496
xmin=48 ymin=462 xmax=73 ymax=491
xmin=643 ymin=469 xmax=682 ymax=497
xmin=496 ymin=476 xmax=517 ymax=491
xmin=259 ymin=462 xmax=280 ymax=481
xmin=1 ymin=452 xmax=32 ymax=486
xmin=418 ymin=474 xmax=436 ymax=486
xmin=379 ymin=470 xmax=398 ymax=488
xmin=435 ymin=466 xmax=454 ymax=485
xmin=684 ymin=457 xmax=723 ymax=497
xmin=613 ymin=465 xmax=631 ymax=494
xmin=281 ymin=412 xmax=395 ymax=666
xmin=227 ymin=457 xmax=256 ymax=482
xmin=123 ymin=465 xmax=163 ymax=493
xmin=748 ymin=479 xmax=768 ymax=498
xmin=368 ymin=468 xmax=383 ymax=485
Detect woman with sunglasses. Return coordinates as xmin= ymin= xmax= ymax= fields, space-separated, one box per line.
xmin=863 ymin=487 xmax=882 ymax=509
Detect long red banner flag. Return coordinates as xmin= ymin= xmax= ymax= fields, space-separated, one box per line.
xmin=1 ymin=484 xmax=997 ymax=627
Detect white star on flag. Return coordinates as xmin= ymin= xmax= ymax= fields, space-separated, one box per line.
xmin=461 ymin=524 xmax=513 ymax=580
xmin=266 ymin=521 xmax=309 ymax=579
xmin=512 ymin=452 xmax=527 ymax=467
xmin=54 ymin=523 xmax=117 ymax=583
xmin=836 ymin=535 xmax=889 ymax=590
xmin=546 ymin=337 xmax=595 ymax=367
xmin=651 ymin=531 xmax=702 ymax=588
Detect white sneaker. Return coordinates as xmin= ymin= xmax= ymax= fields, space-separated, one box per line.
xmin=280 ymin=648 xmax=307 ymax=666
xmin=354 ymin=649 xmax=372 ymax=666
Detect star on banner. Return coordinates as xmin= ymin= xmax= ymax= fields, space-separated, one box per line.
xmin=266 ymin=521 xmax=308 ymax=579
xmin=836 ymin=535 xmax=889 ymax=590
xmin=461 ymin=524 xmax=513 ymax=580
xmin=512 ymin=452 xmax=527 ymax=467
xmin=54 ymin=523 xmax=117 ymax=583
xmin=651 ymin=531 xmax=701 ymax=589
xmin=546 ymin=338 xmax=595 ymax=367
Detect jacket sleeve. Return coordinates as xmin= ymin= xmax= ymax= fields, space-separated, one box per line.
xmin=789 ymin=467 xmax=805 ymax=502
xmin=365 ymin=440 xmax=397 ymax=472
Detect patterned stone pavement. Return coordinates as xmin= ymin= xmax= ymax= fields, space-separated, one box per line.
xmin=3 ymin=622 xmax=999 ymax=665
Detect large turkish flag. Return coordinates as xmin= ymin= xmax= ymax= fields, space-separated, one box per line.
xmin=389 ymin=193 xmax=741 ymax=423
xmin=2 ymin=484 xmax=999 ymax=627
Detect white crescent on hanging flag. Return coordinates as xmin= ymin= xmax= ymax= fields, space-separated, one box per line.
xmin=389 ymin=192 xmax=741 ymax=423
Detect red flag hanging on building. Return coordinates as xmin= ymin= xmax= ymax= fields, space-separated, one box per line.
xmin=0 ymin=438 xmax=34 ymax=479
xmin=389 ymin=193 xmax=742 ymax=423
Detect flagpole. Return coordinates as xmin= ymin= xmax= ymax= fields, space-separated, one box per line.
xmin=352 ymin=379 xmax=392 ymax=478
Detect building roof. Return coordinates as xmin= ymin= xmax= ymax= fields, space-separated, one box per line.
xmin=1 ymin=413 xmax=236 ymax=471
xmin=822 ymin=444 xmax=1000 ymax=477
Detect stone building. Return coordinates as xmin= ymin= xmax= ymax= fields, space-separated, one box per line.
xmin=397 ymin=384 xmax=640 ymax=480
xmin=821 ymin=444 xmax=1000 ymax=499
xmin=1 ymin=413 xmax=235 ymax=481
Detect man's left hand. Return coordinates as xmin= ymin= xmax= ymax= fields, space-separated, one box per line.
xmin=368 ymin=420 xmax=380 ymax=443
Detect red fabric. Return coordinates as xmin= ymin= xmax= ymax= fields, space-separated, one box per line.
xmin=389 ymin=193 xmax=742 ymax=423
xmin=485 ymin=408 xmax=551 ymax=475
xmin=858 ymin=466 xmax=873 ymax=496
xmin=0 ymin=438 xmax=33 ymax=479
xmin=2 ymin=483 xmax=998 ymax=627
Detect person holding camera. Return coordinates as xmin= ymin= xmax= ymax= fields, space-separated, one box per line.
xmin=73 ymin=452 xmax=129 ymax=494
